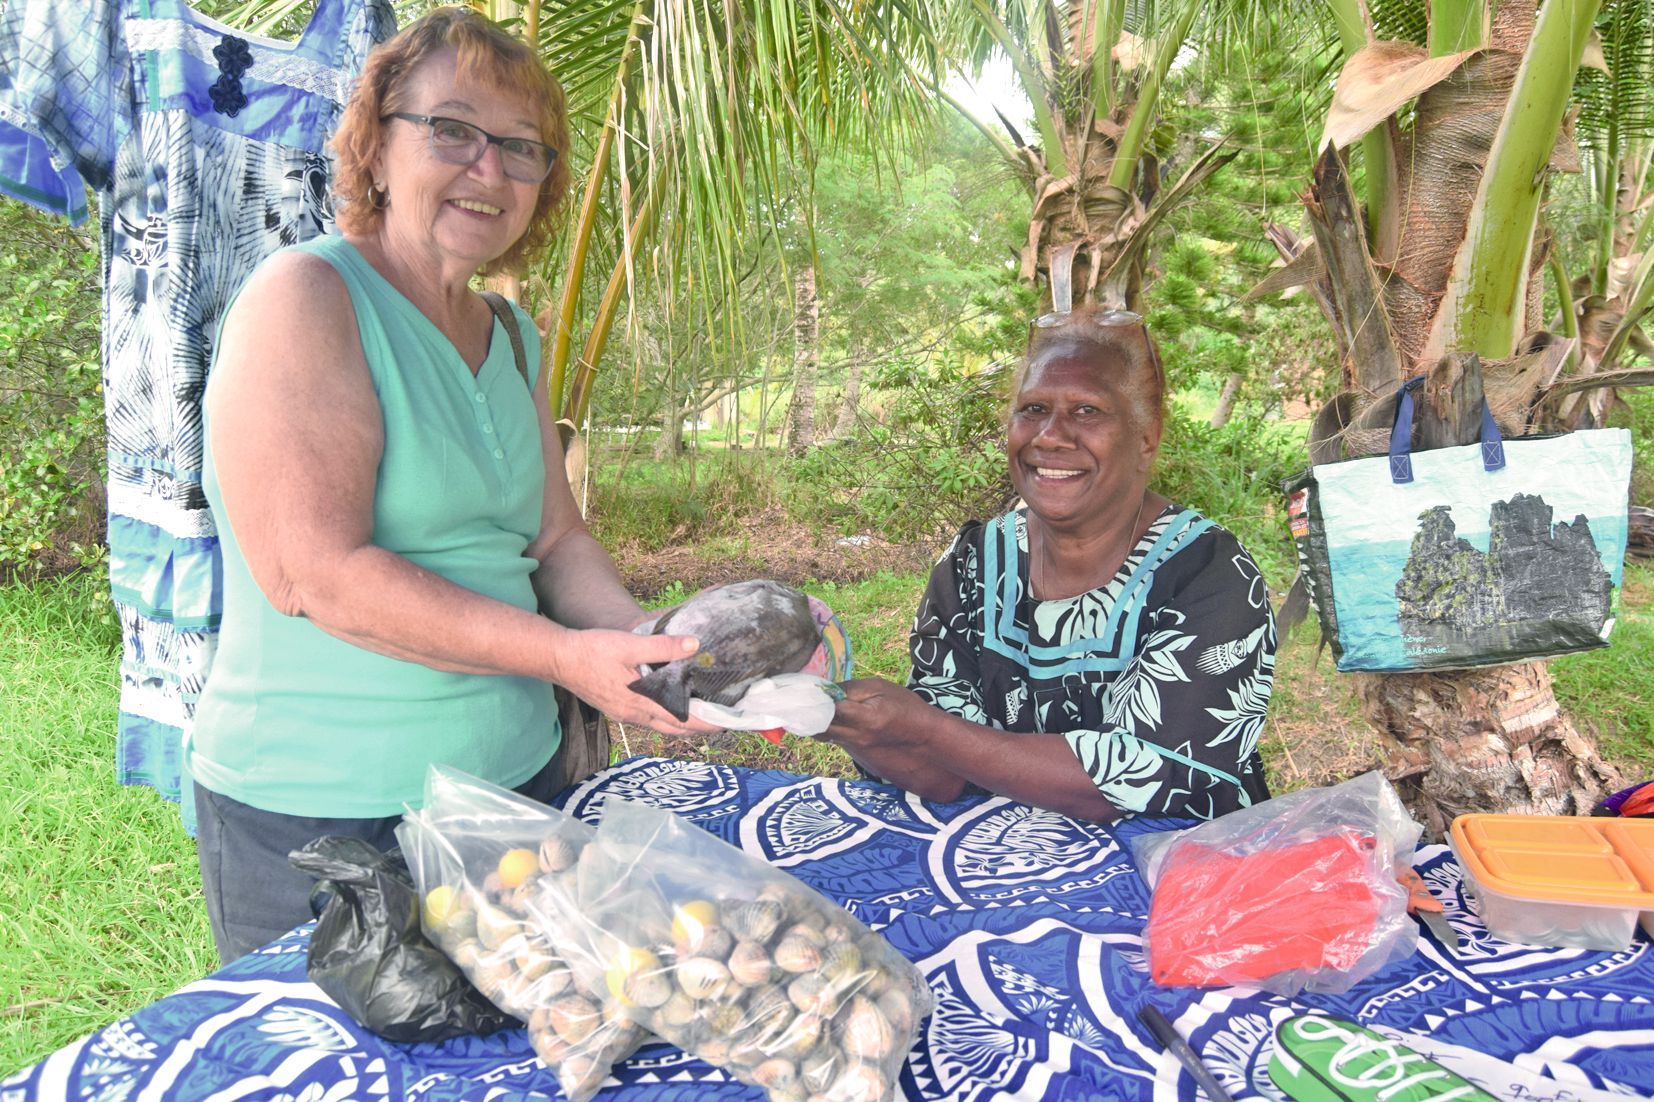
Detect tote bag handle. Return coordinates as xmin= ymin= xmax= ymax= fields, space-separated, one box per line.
xmin=1387 ymin=374 xmax=1506 ymax=484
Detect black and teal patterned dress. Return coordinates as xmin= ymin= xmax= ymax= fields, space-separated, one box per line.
xmin=909 ymin=504 xmax=1276 ymax=819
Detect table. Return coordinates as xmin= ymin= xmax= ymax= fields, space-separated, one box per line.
xmin=6 ymin=757 xmax=1653 ymax=1101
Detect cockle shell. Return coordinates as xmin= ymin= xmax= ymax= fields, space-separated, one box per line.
xmin=546 ymin=994 xmax=601 ymax=1044
xmin=557 ymin=1054 xmax=601 ymax=1097
xmin=660 ymin=991 xmax=699 ymax=1028
xmin=877 ymin=985 xmax=914 ymax=1037
xmin=767 ymin=1011 xmax=825 ymax=1060
xmin=819 ymin=941 xmax=863 ymax=984
xmin=782 ymin=922 xmax=827 ymax=948
xmin=676 ymin=955 xmax=732 ymax=1000
xmin=727 ymin=899 xmax=784 ymax=943
xmin=699 ymin=999 xmax=746 ymax=1037
xmin=678 ymin=926 xmax=735 ymax=962
xmin=623 ymin=971 xmax=673 ymax=1009
xmin=787 ymin=973 xmax=838 ymax=1017
xmin=529 ymin=1025 xmax=571 ymax=1065
xmin=539 ymin=834 xmax=579 ymax=873
xmin=800 ymin=1046 xmax=839 ymax=1093
xmin=827 ymin=1063 xmax=888 ymax=1102
xmin=474 ymin=900 xmax=522 ymax=951
xmin=838 ymin=995 xmax=895 ymax=1062
xmin=753 ymin=1057 xmax=799 ymax=1092
xmin=728 ymin=939 xmax=775 ymax=986
xmin=775 ymin=933 xmax=823 ymax=973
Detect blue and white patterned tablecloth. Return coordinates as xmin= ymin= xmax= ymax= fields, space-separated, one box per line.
xmin=7 ymin=757 xmax=1654 ymax=1101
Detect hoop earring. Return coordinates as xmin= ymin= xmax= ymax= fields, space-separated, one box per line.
xmin=368 ymin=184 xmax=389 ymax=210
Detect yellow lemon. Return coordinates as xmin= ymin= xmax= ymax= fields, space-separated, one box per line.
xmin=606 ymin=946 xmax=660 ymax=1006
xmin=671 ymin=899 xmax=718 ymax=948
xmin=497 ymin=847 xmax=539 ymax=889
xmin=423 ymin=884 xmax=457 ymax=930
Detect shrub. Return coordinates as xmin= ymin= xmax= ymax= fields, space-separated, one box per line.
xmin=0 ymin=205 xmax=106 ymax=584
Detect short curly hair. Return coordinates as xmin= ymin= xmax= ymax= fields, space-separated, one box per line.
xmin=331 ymin=7 xmax=570 ymax=275
xmin=1010 ymin=307 xmax=1167 ymax=432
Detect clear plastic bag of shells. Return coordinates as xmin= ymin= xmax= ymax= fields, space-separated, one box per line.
xmin=395 ymin=766 xmax=650 ymax=1101
xmin=542 ymin=796 xmax=933 ymax=1102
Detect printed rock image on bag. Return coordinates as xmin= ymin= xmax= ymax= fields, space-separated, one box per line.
xmin=1285 ymin=378 xmax=1634 ymax=673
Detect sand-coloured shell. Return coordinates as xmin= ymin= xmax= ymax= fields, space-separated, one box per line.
xmin=727 ymin=898 xmax=784 ymax=943
xmin=782 ymin=921 xmax=827 ymax=948
xmin=546 ymin=994 xmax=601 ymax=1045
xmin=767 ymin=1011 xmax=824 ymax=1060
xmin=877 ymin=985 xmax=914 ymax=1037
xmin=753 ymin=1057 xmax=799 ymax=1093
xmin=827 ymin=1062 xmax=888 ymax=1102
xmin=677 ymin=955 xmax=732 ymax=1000
xmin=728 ymin=940 xmax=775 ymax=986
xmin=799 ymin=1046 xmax=839 ymax=1094
xmin=660 ymin=991 xmax=699 ymax=1028
xmin=787 ymin=973 xmax=838 ymax=1017
xmin=613 ymin=967 xmax=669 ymax=1009
xmin=838 ymin=995 xmax=895 ymax=1062
xmin=474 ymin=899 xmax=522 ymax=951
xmin=819 ymin=941 xmax=863 ymax=984
xmin=538 ymin=833 xmax=579 ymax=873
xmin=678 ymin=926 xmax=735 ymax=962
xmin=774 ymin=933 xmax=823 ymax=974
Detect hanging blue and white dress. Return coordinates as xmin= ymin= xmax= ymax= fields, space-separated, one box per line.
xmin=0 ymin=0 xmax=395 ymax=822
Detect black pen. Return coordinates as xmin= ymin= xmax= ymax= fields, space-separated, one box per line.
xmin=1137 ymin=1004 xmax=1235 ymax=1102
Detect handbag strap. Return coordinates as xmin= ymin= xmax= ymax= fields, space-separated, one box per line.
xmin=479 ymin=291 xmax=530 ymax=387
xmin=1388 ymin=374 xmax=1505 ymax=484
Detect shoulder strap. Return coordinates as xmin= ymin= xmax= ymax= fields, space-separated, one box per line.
xmin=479 ymin=291 xmax=529 ymax=386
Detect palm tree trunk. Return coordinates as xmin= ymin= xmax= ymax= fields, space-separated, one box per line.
xmin=787 ymin=265 xmax=819 ymax=458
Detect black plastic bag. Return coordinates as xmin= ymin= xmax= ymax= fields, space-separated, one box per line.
xmin=290 ymin=836 xmax=515 ymax=1044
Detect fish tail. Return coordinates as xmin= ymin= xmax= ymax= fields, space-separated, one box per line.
xmin=628 ymin=667 xmax=693 ymax=722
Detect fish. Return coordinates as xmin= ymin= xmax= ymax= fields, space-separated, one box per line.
xmin=628 ymin=580 xmax=822 ymax=722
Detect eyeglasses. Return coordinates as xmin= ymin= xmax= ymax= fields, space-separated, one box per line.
xmin=383 ymin=112 xmax=558 ymax=184
xmin=1033 ymin=307 xmax=1144 ymax=330
xmin=1028 ymin=306 xmax=1164 ymax=388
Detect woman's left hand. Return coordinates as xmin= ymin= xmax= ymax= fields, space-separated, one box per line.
xmin=824 ymin=678 xmax=934 ymax=752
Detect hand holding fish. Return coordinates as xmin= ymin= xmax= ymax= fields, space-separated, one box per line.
xmin=553 ymin=628 xmax=713 ymax=735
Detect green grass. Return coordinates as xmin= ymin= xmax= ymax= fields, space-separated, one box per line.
xmin=0 ymin=574 xmax=215 ymax=1076
xmin=1552 ymin=562 xmax=1654 ymax=773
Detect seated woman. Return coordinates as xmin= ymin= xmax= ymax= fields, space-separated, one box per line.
xmin=823 ymin=307 xmax=1274 ymax=820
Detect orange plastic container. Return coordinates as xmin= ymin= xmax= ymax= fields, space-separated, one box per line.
xmin=1449 ymin=814 xmax=1654 ymax=951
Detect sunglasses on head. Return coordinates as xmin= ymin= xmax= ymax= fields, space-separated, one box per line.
xmin=1033 ymin=307 xmax=1145 ymax=330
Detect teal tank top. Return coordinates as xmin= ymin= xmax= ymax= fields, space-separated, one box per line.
xmin=189 ymin=235 xmax=560 ymax=817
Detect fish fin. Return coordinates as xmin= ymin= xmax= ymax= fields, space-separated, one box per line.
xmin=628 ymin=668 xmax=692 ymax=722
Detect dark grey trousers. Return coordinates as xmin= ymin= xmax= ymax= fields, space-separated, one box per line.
xmin=194 ymin=755 xmax=560 ymax=965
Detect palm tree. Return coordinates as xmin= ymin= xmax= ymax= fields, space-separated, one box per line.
xmin=1546 ymin=0 xmax=1654 ymax=429
xmin=1261 ymin=0 xmax=1652 ymax=833
xmin=940 ymin=1 xmax=1238 ymax=311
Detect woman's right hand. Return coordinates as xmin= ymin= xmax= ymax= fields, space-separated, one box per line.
xmin=552 ymin=628 xmax=715 ymax=736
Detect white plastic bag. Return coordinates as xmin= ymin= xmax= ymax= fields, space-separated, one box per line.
xmin=542 ymin=797 xmax=931 ymax=1102
xmin=1130 ymin=771 xmax=1422 ymax=996
xmin=396 ymin=768 xmax=648 ymax=1100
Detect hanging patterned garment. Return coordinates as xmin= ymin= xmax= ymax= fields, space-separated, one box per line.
xmin=0 ymin=0 xmax=396 ymax=825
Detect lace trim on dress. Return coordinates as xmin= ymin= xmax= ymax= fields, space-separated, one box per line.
xmin=125 ymin=19 xmax=353 ymax=104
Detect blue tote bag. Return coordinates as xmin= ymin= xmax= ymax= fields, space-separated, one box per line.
xmin=1284 ymin=378 xmax=1634 ymax=672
